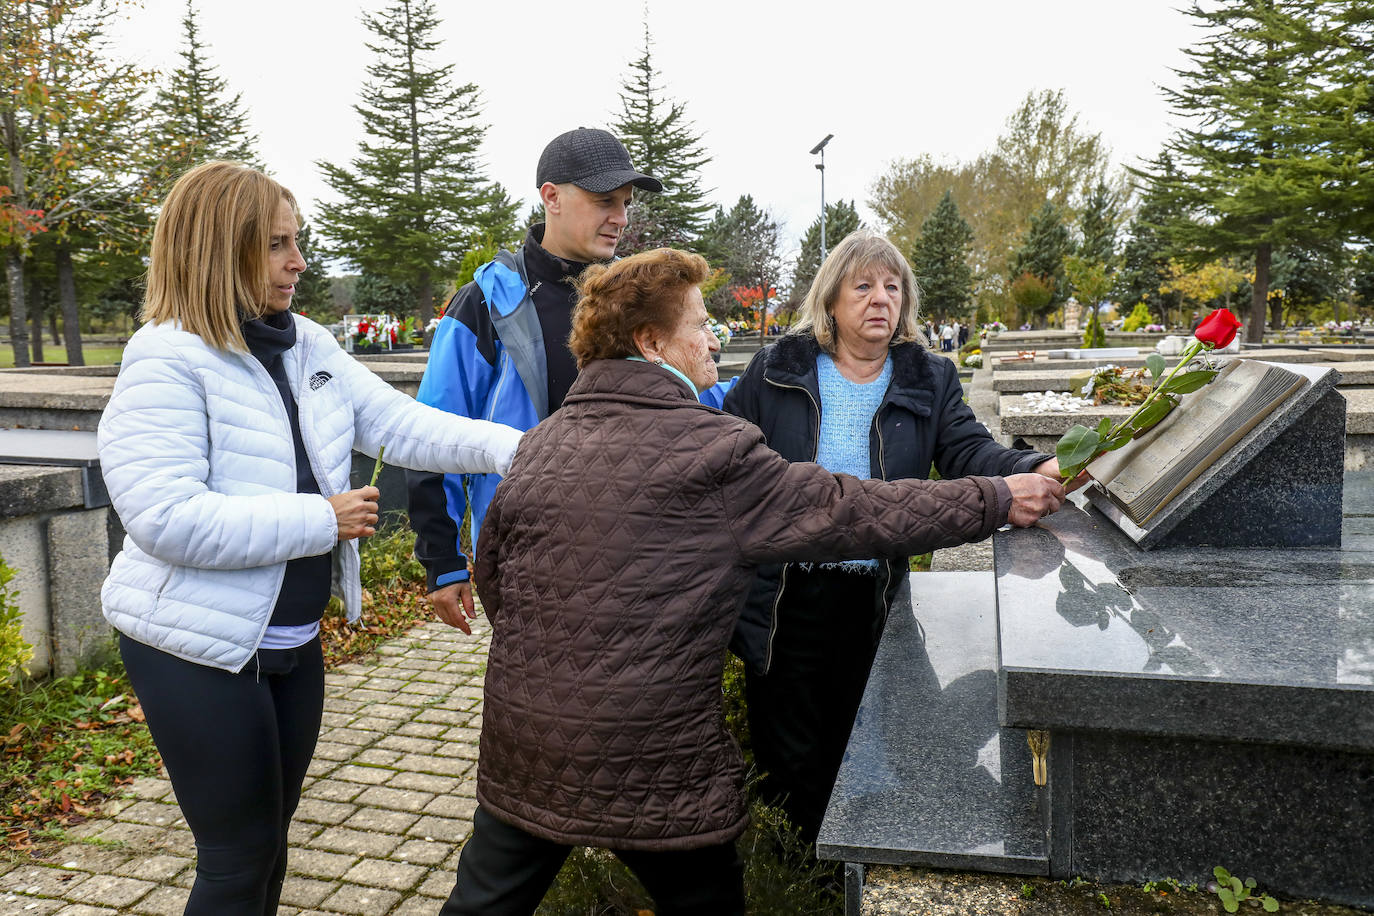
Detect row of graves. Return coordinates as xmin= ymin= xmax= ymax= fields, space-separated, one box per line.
xmin=819 ymin=332 xmax=1373 ymax=913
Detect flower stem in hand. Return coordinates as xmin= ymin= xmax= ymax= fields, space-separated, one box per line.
xmin=369 ymin=446 xmax=386 ymax=488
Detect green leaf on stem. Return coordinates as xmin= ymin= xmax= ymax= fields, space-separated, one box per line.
xmin=1095 ymin=416 xmax=1114 ymax=438
xmin=1100 ymin=432 xmax=1134 ymax=453
xmin=1132 ymin=395 xmax=1177 ymax=434
xmin=1056 ymin=424 xmax=1101 ymax=469
xmin=1160 ymin=369 xmax=1219 ymax=395
xmin=1146 ymin=353 xmax=1167 ymax=379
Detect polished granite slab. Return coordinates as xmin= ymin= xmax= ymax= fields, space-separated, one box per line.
xmin=995 ymin=471 xmax=1374 ymax=750
xmin=818 ymin=572 xmax=1048 ymax=874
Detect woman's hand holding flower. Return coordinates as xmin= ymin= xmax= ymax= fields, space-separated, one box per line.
xmin=329 ymin=486 xmax=380 ymax=540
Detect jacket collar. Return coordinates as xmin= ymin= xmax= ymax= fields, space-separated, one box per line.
xmin=562 ymin=358 xmax=710 ymax=410
xmin=525 ymin=223 xmax=593 ymax=287
xmin=763 ymin=332 xmax=934 ymax=406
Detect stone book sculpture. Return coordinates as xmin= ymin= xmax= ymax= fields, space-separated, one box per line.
xmin=1083 ymin=361 xmax=1344 ymax=549
xmin=1088 ymin=359 xmax=1307 ymax=525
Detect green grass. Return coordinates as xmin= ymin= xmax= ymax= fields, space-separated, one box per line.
xmin=0 ymin=345 xmax=124 ymax=368
xmin=0 ymin=652 xmax=161 ymax=849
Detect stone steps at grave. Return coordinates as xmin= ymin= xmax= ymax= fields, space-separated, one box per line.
xmin=818 ymin=572 xmax=1049 ymax=878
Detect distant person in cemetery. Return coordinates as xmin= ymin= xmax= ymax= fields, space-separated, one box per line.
xmin=940 ymin=319 xmax=955 ymax=351
xmin=722 ymin=229 xmax=1075 ymax=848
xmin=958 ymin=320 xmax=970 ymax=348
xmin=97 ymin=161 xmax=522 ymax=916
xmin=407 ymin=127 xmax=728 ymax=634
xmin=439 ymin=247 xmax=1065 ymax=915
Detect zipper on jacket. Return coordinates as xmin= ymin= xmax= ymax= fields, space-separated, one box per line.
xmin=485 ymin=355 xmax=512 ymax=422
xmin=872 ymin=406 xmax=895 ymax=637
xmin=239 ymin=342 xmax=300 ymax=654
xmin=761 ymin=376 xmax=821 ymax=675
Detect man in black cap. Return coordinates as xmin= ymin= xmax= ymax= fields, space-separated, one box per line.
xmin=407 ymin=128 xmax=662 ymax=632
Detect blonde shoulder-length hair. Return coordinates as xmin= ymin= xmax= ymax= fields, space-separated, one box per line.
xmin=141 ymin=161 xmax=297 ymax=351
xmin=792 ymin=229 xmax=923 ymax=353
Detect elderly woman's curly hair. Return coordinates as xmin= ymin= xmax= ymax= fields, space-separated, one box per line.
xmin=569 ymin=248 xmax=710 ymax=369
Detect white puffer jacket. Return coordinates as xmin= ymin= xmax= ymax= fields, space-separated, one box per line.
xmin=99 ymin=315 xmax=522 ymax=673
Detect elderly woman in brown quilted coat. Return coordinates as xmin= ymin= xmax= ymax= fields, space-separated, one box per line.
xmin=439 ymin=248 xmax=1065 ymax=915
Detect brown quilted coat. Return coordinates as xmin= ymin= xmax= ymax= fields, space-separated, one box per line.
xmin=472 ymin=358 xmax=1011 ymax=850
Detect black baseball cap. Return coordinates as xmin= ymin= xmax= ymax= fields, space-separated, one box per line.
xmin=536 ymin=128 xmax=663 ymax=194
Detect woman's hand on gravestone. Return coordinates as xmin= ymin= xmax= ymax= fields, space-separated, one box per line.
xmin=1005 ymin=474 xmax=1066 ymax=527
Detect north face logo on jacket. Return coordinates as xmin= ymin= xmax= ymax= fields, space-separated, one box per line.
xmin=308 ymin=371 xmax=332 ymax=391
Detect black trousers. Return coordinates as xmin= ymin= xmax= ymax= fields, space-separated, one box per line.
xmin=120 ymin=634 xmax=324 ymax=916
xmin=440 ymin=806 xmax=746 ymax=916
xmin=745 ymin=565 xmax=884 ymax=847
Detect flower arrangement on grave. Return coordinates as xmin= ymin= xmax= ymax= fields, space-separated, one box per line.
xmin=962 ymin=349 xmax=982 ymax=368
xmin=1055 ymin=308 xmax=1242 ymax=482
xmin=352 ymin=317 xmax=380 ymax=347
xmin=707 ymin=318 xmax=731 ymax=349
xmin=351 ymin=314 xmax=402 ymax=349
xmin=981 ymin=321 xmax=1007 ymax=334
xmin=1078 ymin=365 xmax=1154 ymax=406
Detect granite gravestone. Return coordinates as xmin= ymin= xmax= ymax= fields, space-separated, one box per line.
xmin=819 ymin=368 xmax=1371 ymax=912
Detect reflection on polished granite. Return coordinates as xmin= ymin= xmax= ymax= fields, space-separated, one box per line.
xmin=995 ymin=472 xmax=1374 ymax=751
xmin=818 ymin=573 xmax=1048 ymax=874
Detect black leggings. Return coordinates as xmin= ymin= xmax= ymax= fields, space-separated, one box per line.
xmin=441 ymin=806 xmax=746 ymax=916
xmin=745 ymin=565 xmax=883 ymax=847
xmin=119 ymin=634 xmax=324 ymax=916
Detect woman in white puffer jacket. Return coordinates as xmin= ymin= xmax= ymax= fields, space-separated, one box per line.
xmin=98 ymin=161 xmax=521 ymax=916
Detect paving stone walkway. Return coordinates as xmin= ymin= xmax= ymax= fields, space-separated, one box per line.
xmin=0 ymin=618 xmax=491 ymax=915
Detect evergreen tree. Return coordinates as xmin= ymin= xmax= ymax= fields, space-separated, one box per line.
xmin=1010 ymin=201 xmax=1070 ymax=310
xmin=315 ymin=0 xmax=516 ymax=324
xmin=1077 ymin=181 xmax=1119 ymax=264
xmin=613 ymin=20 xmax=712 ymax=252
xmin=352 ymin=272 xmax=416 ymax=318
xmin=791 ymin=200 xmax=862 ymax=301
xmin=1353 ymin=247 xmax=1374 ymax=312
xmin=1271 ymin=243 xmax=1343 ymax=320
xmin=1137 ymin=0 xmax=1374 ymax=342
xmin=699 ymin=196 xmax=782 ymax=336
xmin=1116 ymin=158 xmax=1185 ymax=323
xmin=152 ymin=0 xmax=261 ymax=175
xmin=911 ymin=191 xmax=975 ymax=319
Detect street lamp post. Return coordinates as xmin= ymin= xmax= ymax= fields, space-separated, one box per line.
xmin=810 ymin=134 xmax=833 ymax=260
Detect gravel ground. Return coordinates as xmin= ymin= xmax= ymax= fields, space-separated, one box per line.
xmin=860 ymin=865 xmax=1372 ymax=916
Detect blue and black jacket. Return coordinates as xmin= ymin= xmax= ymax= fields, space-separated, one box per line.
xmin=407 ymin=228 xmax=733 ymax=591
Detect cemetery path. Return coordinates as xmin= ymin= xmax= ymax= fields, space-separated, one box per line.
xmin=0 ymin=619 xmax=487 ymax=915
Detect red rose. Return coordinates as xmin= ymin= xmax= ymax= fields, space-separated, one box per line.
xmin=1194 ymin=308 xmax=1242 ymax=348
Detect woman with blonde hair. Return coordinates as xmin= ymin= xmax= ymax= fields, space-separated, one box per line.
xmin=439 ymin=247 xmax=1063 ymax=913
xmin=98 ymin=160 xmax=522 ymax=914
xmin=723 ymin=229 xmax=1074 ymax=847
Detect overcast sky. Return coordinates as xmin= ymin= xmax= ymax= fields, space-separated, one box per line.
xmin=106 ymin=0 xmax=1199 ymax=262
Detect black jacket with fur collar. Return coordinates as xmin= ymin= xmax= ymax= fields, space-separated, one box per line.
xmin=721 ymin=332 xmax=1049 ymax=673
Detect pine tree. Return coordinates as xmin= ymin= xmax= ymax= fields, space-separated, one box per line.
xmin=152 ymin=0 xmax=260 ymax=175
xmin=1116 ymin=157 xmax=1185 ymax=323
xmin=613 ymin=21 xmax=712 ymax=252
xmin=1137 ymin=0 xmax=1373 ymax=342
xmin=791 ymin=200 xmax=862 ymax=301
xmin=1077 ymin=182 xmax=1119 ymax=265
xmin=911 ymin=191 xmax=975 ymax=319
xmin=315 ymin=0 xmax=515 ymax=324
xmin=698 ymin=196 xmax=782 ymax=339
xmin=1010 ymin=201 xmax=1071 ymax=312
